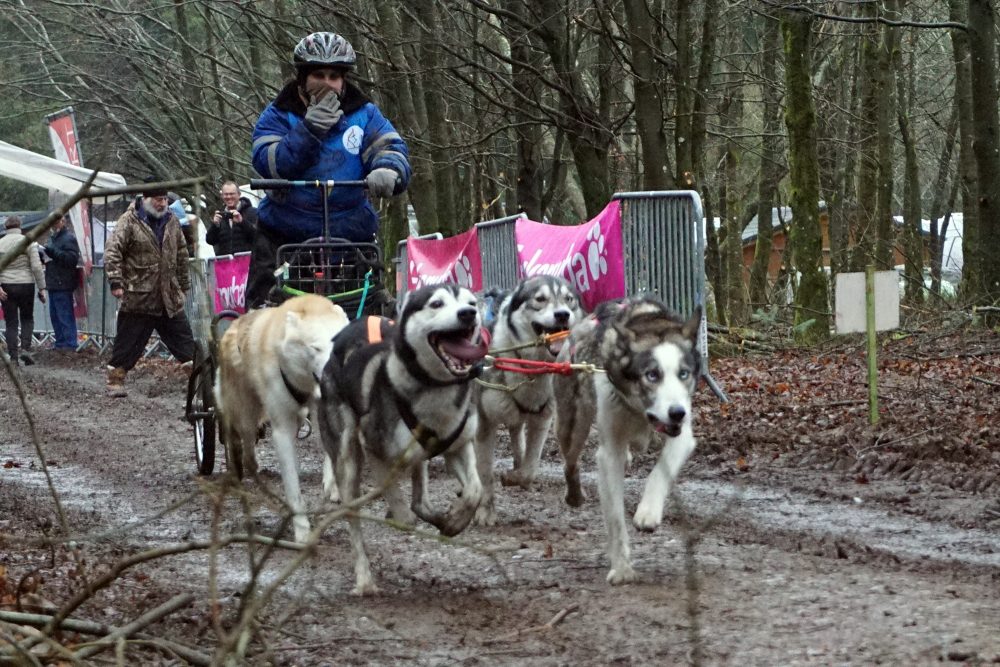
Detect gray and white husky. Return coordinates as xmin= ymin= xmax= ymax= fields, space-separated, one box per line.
xmin=318 ymin=284 xmax=489 ymax=595
xmin=553 ymin=296 xmax=702 ymax=584
xmin=475 ymin=275 xmax=582 ymax=525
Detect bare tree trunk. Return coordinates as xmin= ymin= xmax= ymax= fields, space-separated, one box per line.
xmin=949 ymin=0 xmax=979 ymax=298
xmin=623 ymin=0 xmax=669 ymax=190
xmin=533 ymin=0 xmax=613 ymax=216
xmin=964 ymin=0 xmax=999 ymax=301
xmin=172 ymin=0 xmax=211 ymax=174
xmin=927 ymin=106 xmax=959 ymax=295
xmin=781 ymin=9 xmax=830 ymax=341
xmin=749 ymin=13 xmax=781 ymax=307
xmin=374 ymin=2 xmax=440 ymax=236
xmin=896 ymin=32 xmax=923 ymax=307
xmin=688 ymin=0 xmax=720 ymax=192
xmin=413 ymin=0 xmax=459 ymax=233
xmin=718 ymin=22 xmax=748 ymax=325
xmin=853 ymin=4 xmax=880 ymax=271
xmin=874 ymin=0 xmax=900 ymax=269
xmin=508 ymin=4 xmax=546 ymax=221
xmin=202 ymin=5 xmax=235 ymax=179
xmin=674 ymin=0 xmax=693 ymax=185
xmin=831 ymin=43 xmax=862 ymax=277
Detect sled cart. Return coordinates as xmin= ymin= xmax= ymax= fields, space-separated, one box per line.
xmin=184 ymin=178 xmax=392 ymax=475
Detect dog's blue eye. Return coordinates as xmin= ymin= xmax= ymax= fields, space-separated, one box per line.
xmin=678 ymin=369 xmax=690 ymax=380
xmin=645 ymin=369 xmax=661 ymax=383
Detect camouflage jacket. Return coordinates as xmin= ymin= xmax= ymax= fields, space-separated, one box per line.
xmin=104 ymin=202 xmax=190 ymax=316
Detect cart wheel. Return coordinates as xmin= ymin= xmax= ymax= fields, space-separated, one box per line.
xmin=186 ymin=346 xmax=216 ymax=475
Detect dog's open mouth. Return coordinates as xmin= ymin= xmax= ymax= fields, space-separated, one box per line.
xmin=649 ymin=419 xmax=682 ymax=438
xmin=531 ymin=322 xmax=570 ymax=356
xmin=429 ymin=327 xmax=489 ymax=376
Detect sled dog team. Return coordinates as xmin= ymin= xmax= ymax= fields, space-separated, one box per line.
xmin=214 ymin=276 xmax=702 ymax=593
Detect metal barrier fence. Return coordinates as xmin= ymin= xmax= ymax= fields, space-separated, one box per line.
xmin=394 ymin=192 xmax=726 ymax=399
xmin=9 ymin=254 xmax=237 ymax=359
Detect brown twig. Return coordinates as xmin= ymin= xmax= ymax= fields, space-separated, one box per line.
xmin=971 ymin=375 xmax=1000 ymax=388
xmin=484 ymin=603 xmax=580 ymax=644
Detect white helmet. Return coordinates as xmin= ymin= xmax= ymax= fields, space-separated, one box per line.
xmin=293 ymin=32 xmax=356 ymax=70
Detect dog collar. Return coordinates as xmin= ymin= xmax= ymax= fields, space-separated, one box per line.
xmin=280 ymin=367 xmax=311 ymax=405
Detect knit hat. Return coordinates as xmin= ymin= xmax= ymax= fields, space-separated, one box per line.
xmin=141 ymin=176 xmax=168 ymax=198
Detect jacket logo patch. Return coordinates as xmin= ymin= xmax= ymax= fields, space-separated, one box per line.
xmin=343 ymin=126 xmax=363 ymax=155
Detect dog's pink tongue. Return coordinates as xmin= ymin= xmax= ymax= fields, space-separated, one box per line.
xmin=440 ymin=334 xmax=489 ymax=362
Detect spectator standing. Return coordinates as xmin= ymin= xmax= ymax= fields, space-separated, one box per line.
xmin=103 ymin=184 xmax=194 ymax=397
xmin=206 ymin=181 xmax=257 ymax=256
xmin=0 ymin=216 xmax=47 ymax=365
xmin=43 ymin=215 xmax=81 ymax=352
xmin=246 ymin=31 xmax=411 ymax=307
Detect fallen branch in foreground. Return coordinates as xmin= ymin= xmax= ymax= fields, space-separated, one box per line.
xmin=0 ymin=595 xmax=210 ymax=665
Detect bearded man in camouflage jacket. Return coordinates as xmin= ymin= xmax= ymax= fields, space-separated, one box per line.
xmin=103 ymin=183 xmax=194 ymax=397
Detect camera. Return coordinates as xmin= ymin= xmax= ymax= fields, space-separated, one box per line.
xmin=221 ymin=209 xmax=234 ymax=222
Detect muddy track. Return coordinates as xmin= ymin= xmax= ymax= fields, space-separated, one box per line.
xmin=2 ymin=348 xmax=999 ymax=665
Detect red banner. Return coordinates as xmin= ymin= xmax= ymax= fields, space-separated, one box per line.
xmin=46 ymin=108 xmax=90 ymax=318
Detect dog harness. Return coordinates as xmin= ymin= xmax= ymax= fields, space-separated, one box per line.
xmin=377 ymin=363 xmax=471 ymax=458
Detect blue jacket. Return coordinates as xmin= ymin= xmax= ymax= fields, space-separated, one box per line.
xmin=43 ymin=226 xmax=80 ymax=291
xmin=251 ymin=80 xmax=411 ymax=242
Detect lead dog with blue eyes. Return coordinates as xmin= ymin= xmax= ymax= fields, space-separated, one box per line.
xmin=553 ymin=296 xmax=702 ymax=584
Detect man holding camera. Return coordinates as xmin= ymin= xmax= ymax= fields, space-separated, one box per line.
xmin=206 ymin=181 xmax=257 ymax=256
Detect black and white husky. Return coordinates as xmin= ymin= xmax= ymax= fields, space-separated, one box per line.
xmin=474 ymin=275 xmax=582 ymax=525
xmin=554 ymin=296 xmax=702 ymax=584
xmin=318 ymin=284 xmax=489 ymax=595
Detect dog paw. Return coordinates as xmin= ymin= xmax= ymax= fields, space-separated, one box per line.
xmin=632 ymin=504 xmax=662 ymax=532
xmin=473 ymin=504 xmax=498 ymax=527
xmin=500 ymin=469 xmax=533 ymax=489
xmin=351 ymin=580 xmax=380 ymax=596
xmin=437 ymin=504 xmax=477 ymax=537
xmin=387 ymin=507 xmax=418 ymax=527
xmin=606 ymin=564 xmax=638 ymax=585
xmin=565 ymin=485 xmax=586 ymax=508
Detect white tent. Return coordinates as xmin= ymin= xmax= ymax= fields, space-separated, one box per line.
xmin=0 ymin=140 xmax=127 ymax=198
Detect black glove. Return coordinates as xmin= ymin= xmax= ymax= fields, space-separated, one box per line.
xmin=304 ymin=92 xmax=343 ymax=136
xmin=366 ymin=168 xmax=399 ymax=197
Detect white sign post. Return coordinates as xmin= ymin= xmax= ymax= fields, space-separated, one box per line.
xmin=835 ymin=267 xmax=900 ymax=425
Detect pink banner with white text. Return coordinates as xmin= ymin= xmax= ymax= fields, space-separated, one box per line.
xmin=406 ymin=227 xmax=483 ymax=291
xmin=212 ymin=254 xmax=251 ymax=313
xmin=515 ymin=200 xmax=625 ymax=310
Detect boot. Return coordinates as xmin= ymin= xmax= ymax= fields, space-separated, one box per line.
xmin=106 ymin=366 xmax=128 ymax=398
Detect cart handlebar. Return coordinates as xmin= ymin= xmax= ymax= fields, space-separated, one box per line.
xmin=250 ymin=178 xmax=366 ymax=190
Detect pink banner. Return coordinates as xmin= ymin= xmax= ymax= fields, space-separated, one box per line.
xmin=212 ymin=254 xmax=251 ymax=313
xmin=406 ymin=227 xmax=483 ymax=291
xmin=516 ymin=200 xmax=625 ymax=310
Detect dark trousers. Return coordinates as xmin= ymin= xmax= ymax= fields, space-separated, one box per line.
xmin=48 ymin=289 xmax=78 ymax=350
xmin=1 ymin=282 xmax=35 ymax=360
xmin=109 ymin=310 xmax=195 ymax=371
xmin=246 ymin=226 xmax=290 ymax=309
